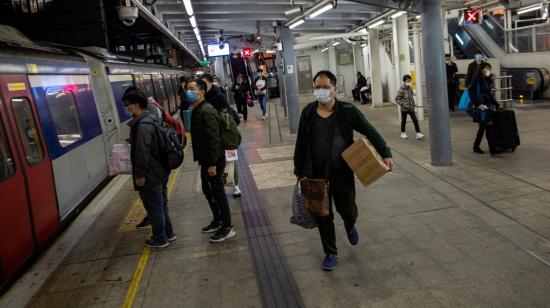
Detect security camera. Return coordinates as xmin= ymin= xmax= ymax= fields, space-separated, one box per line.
xmin=117 ymin=5 xmax=139 ymax=26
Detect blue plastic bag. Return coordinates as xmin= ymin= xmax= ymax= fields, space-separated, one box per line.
xmin=458 ymin=91 xmax=470 ymax=111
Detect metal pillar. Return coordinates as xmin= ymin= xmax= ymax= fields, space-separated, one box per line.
xmin=275 ymin=51 xmax=288 ymax=117
xmin=421 ymin=0 xmax=452 ymax=166
xmin=412 ymin=22 xmax=425 ymax=121
xmin=368 ymin=29 xmax=384 ymax=107
xmin=277 ymin=26 xmax=300 ymax=134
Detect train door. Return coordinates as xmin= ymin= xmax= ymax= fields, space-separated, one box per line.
xmin=0 ymin=75 xmax=59 ymax=284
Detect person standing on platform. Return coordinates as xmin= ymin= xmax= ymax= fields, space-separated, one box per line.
xmin=396 ymin=75 xmax=425 ymax=140
xmin=293 ymin=70 xmax=395 ymax=271
xmin=466 ymin=50 xmax=484 ymax=87
xmin=201 ymin=74 xmax=229 ymax=111
xmin=123 ymin=89 xmax=175 ymax=248
xmin=187 ymin=79 xmax=236 ymax=242
xmin=254 ymin=69 xmax=268 ymax=121
xmin=178 ymin=76 xmax=191 ymax=111
xmin=232 ymin=73 xmax=249 ymax=121
xmin=446 ymin=54 xmax=458 ymax=111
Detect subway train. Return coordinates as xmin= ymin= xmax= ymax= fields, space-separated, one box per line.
xmin=0 ymin=25 xmax=190 ymax=289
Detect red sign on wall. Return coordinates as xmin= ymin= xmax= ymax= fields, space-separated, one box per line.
xmin=464 ymin=9 xmax=480 ymax=24
xmin=242 ymin=48 xmax=252 ymax=58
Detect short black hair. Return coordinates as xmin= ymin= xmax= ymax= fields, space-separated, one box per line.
xmin=257 ymin=68 xmax=263 ymax=73
xmin=123 ymin=86 xmax=138 ymax=96
xmin=122 ymin=89 xmax=148 ymax=109
xmin=403 ymin=74 xmax=412 ymax=82
xmin=313 ymin=70 xmax=337 ymax=86
xmin=189 ymin=78 xmax=207 ymax=92
xmin=179 ymin=76 xmax=186 ymax=83
xmin=475 ymin=50 xmax=482 ymax=54
xmin=445 ymin=53 xmax=451 ymax=57
xmin=201 ymin=73 xmax=214 ymax=83
xmin=478 ymin=62 xmax=492 ymax=77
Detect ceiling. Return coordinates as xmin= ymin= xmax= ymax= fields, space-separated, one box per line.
xmin=150 ymin=0 xmax=407 ymax=57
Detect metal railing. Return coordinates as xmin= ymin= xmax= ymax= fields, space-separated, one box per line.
xmin=492 ymin=75 xmax=514 ymax=109
xmin=483 ymin=14 xmax=550 ymax=53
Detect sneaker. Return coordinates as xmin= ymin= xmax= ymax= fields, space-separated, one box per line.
xmin=322 ymin=254 xmax=338 ymax=271
xmin=233 ymin=186 xmax=241 ymax=198
xmin=135 ymin=216 xmax=151 ymax=230
xmin=473 ymin=147 xmax=485 ymax=154
xmin=261 ymin=115 xmax=266 ymax=121
xmin=416 ymin=132 xmax=425 ymax=140
xmin=145 ymin=239 xmax=170 ymax=249
xmin=347 ymin=226 xmax=359 ymax=246
xmin=167 ymin=234 xmax=177 ymax=242
xmin=209 ymin=226 xmax=236 ymax=243
xmin=400 ymin=133 xmax=408 ymax=139
xmin=201 ymin=221 xmax=221 ymax=233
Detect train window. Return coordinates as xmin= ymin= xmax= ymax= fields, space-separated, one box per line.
xmin=0 ymin=116 xmax=16 ymax=181
xmin=45 ymin=89 xmax=83 ymax=147
xmin=11 ymin=97 xmax=45 ymax=164
xmin=143 ymin=75 xmax=154 ymax=98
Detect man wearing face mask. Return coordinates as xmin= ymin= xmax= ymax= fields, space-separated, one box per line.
xmin=466 ymin=50 xmax=485 ymax=87
xmin=294 ymin=70 xmax=395 ymax=270
xmin=187 ymin=79 xmax=236 ymax=242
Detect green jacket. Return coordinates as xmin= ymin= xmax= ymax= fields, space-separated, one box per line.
xmin=191 ymin=101 xmax=223 ymax=166
xmin=293 ymin=100 xmax=392 ymax=182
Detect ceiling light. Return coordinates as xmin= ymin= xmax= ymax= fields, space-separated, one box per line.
xmin=368 ymin=20 xmax=385 ymax=29
xmin=289 ymin=19 xmax=305 ymax=29
xmin=266 ymin=50 xmax=276 ymax=54
xmin=183 ymin=0 xmax=194 ymax=16
xmin=518 ymin=4 xmax=542 ymax=15
xmin=332 ymin=41 xmax=340 ymax=46
xmin=416 ymin=15 xmax=421 ymax=20
xmin=391 ymin=11 xmax=406 ymax=19
xmin=358 ymin=28 xmax=368 ymax=34
xmin=309 ymin=3 xmax=335 ymax=18
xmin=361 ymin=43 xmax=367 ymax=47
xmin=189 ymin=16 xmax=197 ymax=28
xmin=321 ymin=47 xmax=329 ymax=52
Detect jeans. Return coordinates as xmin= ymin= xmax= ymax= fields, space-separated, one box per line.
xmin=401 ymin=111 xmax=421 ymax=133
xmin=138 ymin=177 xmax=173 ymax=243
xmin=233 ymin=164 xmax=239 ymax=186
xmin=314 ymin=185 xmax=358 ymax=255
xmin=257 ymin=94 xmax=267 ymax=116
xmin=474 ymin=122 xmax=496 ymax=152
xmin=200 ymin=158 xmax=232 ymax=228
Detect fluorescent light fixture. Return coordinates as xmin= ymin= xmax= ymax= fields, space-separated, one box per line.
xmin=391 ymin=11 xmax=406 ymax=19
xmin=368 ymin=20 xmax=385 ymax=29
xmin=189 ymin=16 xmax=197 ymax=28
xmin=359 ymin=28 xmax=368 ymax=34
xmin=309 ymin=3 xmax=334 ymax=18
xmin=454 ymin=33 xmax=464 ymax=45
xmin=416 ymin=15 xmax=421 ymax=19
xmin=321 ymin=47 xmax=329 ymax=52
xmin=344 ymin=38 xmax=353 ymax=44
xmin=289 ymin=19 xmax=305 ymax=29
xmin=183 ymin=0 xmax=194 ymax=16
xmin=458 ymin=13 xmax=464 ymax=25
xmin=332 ymin=41 xmax=340 ymax=46
xmin=193 ymin=27 xmax=200 ymax=36
xmin=266 ymin=50 xmax=276 ymax=54
xmin=361 ymin=43 xmax=367 ymax=47
xmin=518 ymin=4 xmax=541 ymax=15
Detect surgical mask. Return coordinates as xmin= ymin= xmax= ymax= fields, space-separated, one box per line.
xmin=314 ymin=88 xmax=332 ymax=104
xmin=213 ymin=82 xmax=219 ymax=86
xmin=485 ymin=70 xmax=491 ymax=77
xmin=475 ymin=54 xmax=483 ymax=61
xmin=186 ymin=90 xmax=198 ymax=102
xmin=124 ymin=106 xmax=133 ymax=118
xmin=237 ymin=79 xmax=243 ymax=83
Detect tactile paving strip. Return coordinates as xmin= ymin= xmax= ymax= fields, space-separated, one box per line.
xmin=236 ymin=149 xmax=305 ymax=308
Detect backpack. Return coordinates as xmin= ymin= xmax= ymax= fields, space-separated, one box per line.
xmin=219 ymin=107 xmax=242 ymax=150
xmin=149 ymin=98 xmax=187 ymax=146
xmin=156 ymin=123 xmax=184 ymax=170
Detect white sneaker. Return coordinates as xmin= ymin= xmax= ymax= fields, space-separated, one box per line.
xmin=400 ymin=133 xmax=408 ymax=139
xmin=416 ymin=132 xmax=425 ymax=139
xmin=233 ymin=186 xmax=241 ymax=198
xmin=261 ymin=115 xmax=266 ymax=121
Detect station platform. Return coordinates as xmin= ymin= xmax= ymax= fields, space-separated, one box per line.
xmin=4 ymin=96 xmax=550 ymax=308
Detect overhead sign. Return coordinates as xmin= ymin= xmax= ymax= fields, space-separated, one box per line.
xmin=464 ymin=9 xmax=480 ymax=24
xmin=242 ymin=48 xmax=252 ymax=58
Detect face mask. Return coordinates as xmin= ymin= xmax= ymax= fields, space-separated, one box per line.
xmin=124 ymin=106 xmax=133 ymax=118
xmin=237 ymin=79 xmax=242 ymax=83
xmin=213 ymin=82 xmax=219 ymax=86
xmin=475 ymin=54 xmax=483 ymax=61
xmin=485 ymin=70 xmax=491 ymax=77
xmin=405 ymin=82 xmax=412 ymax=87
xmin=186 ymin=90 xmax=198 ymax=102
xmin=314 ymin=88 xmax=332 ymax=104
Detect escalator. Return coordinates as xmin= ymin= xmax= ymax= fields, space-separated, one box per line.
xmin=448 ymin=17 xmax=495 ymax=59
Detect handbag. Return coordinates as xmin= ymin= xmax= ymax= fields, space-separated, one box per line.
xmin=290 ymin=183 xmax=317 ymax=229
xmin=300 ymin=118 xmax=336 ymax=217
xmin=246 ymin=94 xmax=254 ymax=107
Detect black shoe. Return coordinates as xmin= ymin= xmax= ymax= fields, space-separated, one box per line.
xmin=136 ymin=216 xmax=151 ymax=230
xmin=201 ymin=221 xmax=221 ymax=233
xmin=145 ymin=239 xmax=170 ymax=249
xmin=490 ymin=149 xmax=503 ymax=156
xmin=209 ymin=226 xmax=236 ymax=243
xmin=473 ymin=147 xmax=485 ymax=154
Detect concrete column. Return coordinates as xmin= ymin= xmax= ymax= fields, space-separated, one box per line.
xmin=421 ymin=0 xmax=452 ymax=166
xmin=275 ymin=51 xmax=287 ymax=116
xmin=368 ymin=29 xmax=383 ymax=107
xmin=328 ymin=46 xmax=337 ymax=73
xmin=277 ymin=26 xmax=300 ymax=133
xmin=362 ymin=44 xmax=371 ymax=78
xmin=392 ymin=15 xmax=411 ymax=89
xmin=412 ymin=22 xmax=425 ymax=121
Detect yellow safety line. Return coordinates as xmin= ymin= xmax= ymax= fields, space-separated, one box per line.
xmin=122 ymin=135 xmax=189 ymax=308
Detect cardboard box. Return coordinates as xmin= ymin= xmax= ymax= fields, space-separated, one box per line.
xmin=341 ymin=137 xmax=390 ymax=187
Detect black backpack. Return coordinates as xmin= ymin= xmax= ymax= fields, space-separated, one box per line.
xmin=156 ymin=123 xmax=184 ymax=170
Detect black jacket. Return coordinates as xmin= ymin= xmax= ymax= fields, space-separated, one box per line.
xmin=231 ymin=81 xmax=248 ymax=103
xmin=468 ymin=75 xmax=498 ymax=108
xmin=191 ymin=101 xmax=224 ymax=166
xmin=466 ymin=61 xmax=481 ymax=87
xmin=446 ymin=62 xmax=458 ymax=84
xmin=205 ymin=86 xmax=229 ymax=111
xmin=128 ymin=111 xmax=167 ymax=191
xmin=355 ymin=75 xmax=367 ymax=89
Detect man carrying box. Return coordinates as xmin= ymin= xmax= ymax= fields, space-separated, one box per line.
xmin=293 ymin=70 xmax=395 ymax=271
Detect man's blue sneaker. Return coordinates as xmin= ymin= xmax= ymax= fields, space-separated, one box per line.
xmin=348 ymin=226 xmax=359 ymax=246
xmin=322 ymin=254 xmax=338 ymax=271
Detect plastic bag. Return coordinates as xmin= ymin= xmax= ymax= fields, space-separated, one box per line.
xmin=290 ymin=183 xmax=317 ymax=229
xmin=225 ymin=150 xmax=238 ymax=162
xmin=224 ymin=161 xmax=235 ymax=186
xmin=109 ymin=144 xmax=132 ymax=176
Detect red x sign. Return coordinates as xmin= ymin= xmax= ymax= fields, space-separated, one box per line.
xmin=243 ymin=48 xmax=251 ymax=58
xmin=465 ymin=10 xmax=479 ymax=24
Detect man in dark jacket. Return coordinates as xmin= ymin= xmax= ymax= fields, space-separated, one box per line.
xmin=123 ymin=89 xmax=175 ymax=248
xmin=294 ymin=70 xmax=395 ymax=271
xmin=352 ymin=72 xmax=367 ymax=103
xmin=466 ymin=50 xmax=484 ymax=87
xmin=446 ymin=54 xmax=459 ymax=111
xmin=187 ymin=79 xmax=236 ymax=242
xmin=201 ymin=73 xmax=229 ymax=111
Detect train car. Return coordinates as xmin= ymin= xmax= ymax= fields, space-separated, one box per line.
xmin=0 ymin=25 xmax=189 ymax=289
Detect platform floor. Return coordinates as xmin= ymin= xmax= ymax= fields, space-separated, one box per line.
xmin=6 ymin=96 xmax=550 ymax=308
